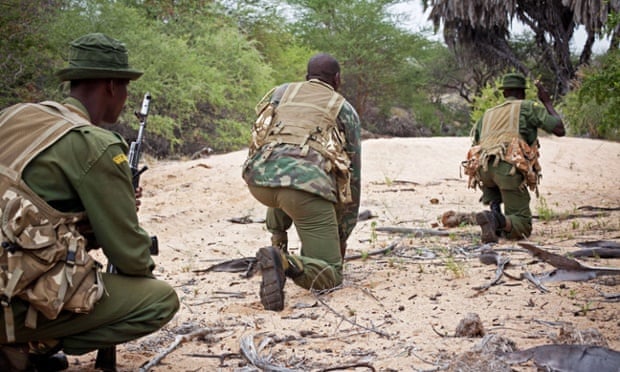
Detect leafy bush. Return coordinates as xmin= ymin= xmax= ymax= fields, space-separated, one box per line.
xmin=560 ymin=91 xmax=609 ymax=138
xmin=0 ymin=1 xmax=60 ymax=107
xmin=470 ymin=72 xmax=539 ymax=127
xmin=38 ymin=1 xmax=274 ymax=155
xmin=560 ymin=51 xmax=620 ymax=140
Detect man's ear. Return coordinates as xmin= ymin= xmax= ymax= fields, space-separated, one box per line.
xmin=333 ymin=72 xmax=341 ymax=91
xmin=106 ymin=79 xmax=116 ymax=95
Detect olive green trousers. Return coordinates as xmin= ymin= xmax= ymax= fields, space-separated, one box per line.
xmin=477 ymin=160 xmax=532 ymax=239
xmin=0 ymin=273 xmax=179 ymax=355
xmin=248 ymin=185 xmax=343 ymax=290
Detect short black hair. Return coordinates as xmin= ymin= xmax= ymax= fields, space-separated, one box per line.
xmin=306 ymin=53 xmax=340 ymax=82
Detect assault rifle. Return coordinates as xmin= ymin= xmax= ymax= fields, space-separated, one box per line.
xmin=95 ymin=92 xmax=159 ymax=371
xmin=129 ymin=92 xmax=151 ymax=189
xmin=131 ymin=92 xmax=160 ymax=256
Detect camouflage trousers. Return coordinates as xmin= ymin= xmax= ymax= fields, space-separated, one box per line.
xmin=0 ymin=273 xmax=179 ymax=355
xmin=477 ymin=160 xmax=532 ymax=239
xmin=248 ymin=185 xmax=343 ymax=290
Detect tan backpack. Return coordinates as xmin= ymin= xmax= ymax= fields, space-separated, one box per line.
xmin=462 ymin=100 xmax=542 ymax=194
xmin=249 ymin=80 xmax=352 ymax=203
xmin=0 ymin=101 xmax=105 ymax=342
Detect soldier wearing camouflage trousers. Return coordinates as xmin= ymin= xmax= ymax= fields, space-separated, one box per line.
xmin=242 ymin=53 xmax=361 ymax=311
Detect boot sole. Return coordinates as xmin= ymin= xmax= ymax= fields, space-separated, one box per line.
xmin=476 ymin=212 xmax=498 ymax=243
xmin=257 ymin=246 xmax=285 ymax=311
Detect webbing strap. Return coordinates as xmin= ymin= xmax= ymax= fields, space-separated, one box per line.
xmin=1 ymin=102 xmax=89 ymax=175
xmin=280 ymin=82 xmax=303 ymax=104
xmin=9 ymin=119 xmax=71 ymax=172
xmin=255 ymin=87 xmax=277 ymax=115
xmin=2 ymin=267 xmax=24 ymax=342
xmin=39 ymin=101 xmax=88 ymax=124
xmin=65 ymin=233 xmax=78 ymax=288
xmin=25 ymin=305 xmax=37 ymax=329
xmin=4 ymin=305 xmax=16 ymax=342
xmin=325 ymin=90 xmax=342 ymax=115
xmin=0 ymin=104 xmax=29 ymax=130
xmin=3 ymin=267 xmax=23 ymax=300
xmin=0 ymin=165 xmax=19 ymax=183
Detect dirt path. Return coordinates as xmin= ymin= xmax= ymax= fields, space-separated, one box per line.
xmin=70 ymin=136 xmax=620 ymax=371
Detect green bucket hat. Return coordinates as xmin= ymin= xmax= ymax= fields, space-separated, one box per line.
xmin=500 ymin=73 xmax=527 ymax=89
xmin=56 ymin=33 xmax=143 ymax=81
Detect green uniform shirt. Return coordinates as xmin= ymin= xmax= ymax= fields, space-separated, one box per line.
xmin=474 ymin=97 xmax=561 ymax=145
xmin=242 ymin=83 xmax=362 ymax=241
xmin=21 ymin=97 xmax=155 ymax=277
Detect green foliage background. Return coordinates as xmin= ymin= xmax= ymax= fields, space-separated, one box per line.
xmin=48 ymin=1 xmax=274 ymax=154
xmin=560 ymin=51 xmax=620 ymax=140
xmin=470 ymin=73 xmax=539 ymax=126
xmin=1 ymin=0 xmax=618 ymax=158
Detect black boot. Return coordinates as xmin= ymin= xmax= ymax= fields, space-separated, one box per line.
xmin=0 ymin=341 xmax=67 ymax=372
xmin=489 ymin=201 xmax=507 ymax=236
xmin=29 ymin=353 xmax=68 ymax=372
xmin=490 ymin=201 xmax=502 ymax=215
xmin=29 ymin=340 xmax=68 ymax=372
xmin=0 ymin=344 xmax=32 ymax=372
xmin=257 ymin=246 xmax=286 ymax=311
xmin=476 ymin=211 xmax=499 ymax=243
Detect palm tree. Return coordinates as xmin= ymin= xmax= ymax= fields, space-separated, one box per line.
xmin=423 ymin=0 xmax=620 ymax=95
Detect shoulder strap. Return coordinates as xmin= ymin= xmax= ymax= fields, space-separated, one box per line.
xmin=0 ymin=102 xmax=90 ymax=177
xmin=39 ymin=101 xmax=89 ymax=123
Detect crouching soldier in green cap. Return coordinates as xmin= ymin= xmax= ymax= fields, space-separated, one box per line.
xmin=0 ymin=33 xmax=179 ymax=371
xmin=464 ymin=73 xmax=566 ymax=243
xmin=242 ymin=53 xmax=361 ymax=311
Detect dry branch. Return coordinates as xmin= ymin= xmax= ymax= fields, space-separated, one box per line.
xmin=577 ymin=205 xmax=620 ymax=212
xmin=374 ymin=226 xmax=453 ymax=236
xmin=473 ymin=250 xmax=512 ymax=291
xmin=139 ymin=327 xmax=227 ymax=371
xmin=310 ymin=288 xmax=391 ymax=339
xmin=521 ymin=271 xmax=549 ymax=293
xmin=519 ymin=242 xmax=620 ymax=282
xmin=319 ymin=363 xmax=376 ymax=371
xmin=344 ymin=239 xmax=401 ymax=261
xmin=239 ymin=334 xmax=299 ymax=372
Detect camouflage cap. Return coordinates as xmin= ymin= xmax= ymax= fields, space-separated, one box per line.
xmin=56 ymin=33 xmax=143 ymax=81
xmin=500 ymin=73 xmax=527 ymax=89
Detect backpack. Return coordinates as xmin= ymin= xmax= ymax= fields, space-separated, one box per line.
xmin=249 ymin=80 xmax=353 ymax=203
xmin=0 ymin=101 xmax=105 ymax=342
xmin=462 ymin=100 xmax=542 ymax=194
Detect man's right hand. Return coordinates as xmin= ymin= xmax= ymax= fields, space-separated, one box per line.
xmin=535 ymin=80 xmax=566 ymax=136
xmin=535 ymin=80 xmax=551 ymax=103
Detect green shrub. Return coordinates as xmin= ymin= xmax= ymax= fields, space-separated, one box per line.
xmin=560 ymin=51 xmax=620 ymax=140
xmin=470 ymin=72 xmax=539 ymax=127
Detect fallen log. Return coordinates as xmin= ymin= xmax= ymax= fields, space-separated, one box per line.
xmin=518 ymin=242 xmax=620 ymax=283
xmin=501 ymin=344 xmax=620 ymax=372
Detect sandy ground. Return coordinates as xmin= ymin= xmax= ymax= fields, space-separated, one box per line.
xmin=68 ymin=136 xmax=619 ymax=371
